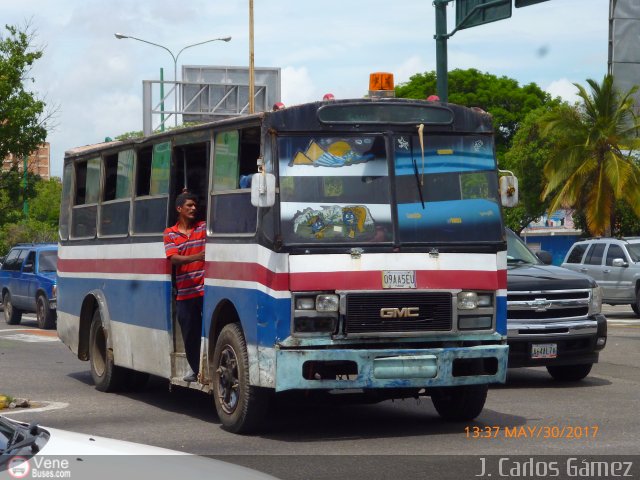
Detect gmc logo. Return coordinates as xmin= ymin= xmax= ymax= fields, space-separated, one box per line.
xmin=380 ymin=307 xmax=420 ymax=318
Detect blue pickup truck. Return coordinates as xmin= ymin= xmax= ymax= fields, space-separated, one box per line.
xmin=0 ymin=243 xmax=58 ymax=329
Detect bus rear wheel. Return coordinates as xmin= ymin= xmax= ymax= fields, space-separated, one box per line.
xmin=89 ymin=309 xmax=126 ymax=392
xmin=212 ymin=323 xmax=270 ymax=433
xmin=430 ymin=384 xmax=488 ymax=421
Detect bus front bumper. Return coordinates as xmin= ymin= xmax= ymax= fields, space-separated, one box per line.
xmin=274 ymin=344 xmax=508 ymax=392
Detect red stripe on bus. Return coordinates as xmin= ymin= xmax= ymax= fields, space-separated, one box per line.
xmin=59 ymin=258 xmax=506 ymax=292
xmin=289 ymin=269 xmax=506 ymax=291
xmin=57 ymin=258 xmax=170 ymax=275
xmin=205 ymin=261 xmax=289 ymax=291
xmin=206 ymin=261 xmax=506 ymax=292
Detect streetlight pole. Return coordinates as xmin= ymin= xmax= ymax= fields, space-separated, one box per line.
xmin=114 ymin=33 xmax=231 ymax=127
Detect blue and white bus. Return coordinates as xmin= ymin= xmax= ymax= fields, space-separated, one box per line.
xmin=57 ymin=76 xmax=516 ymax=433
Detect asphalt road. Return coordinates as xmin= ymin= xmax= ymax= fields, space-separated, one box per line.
xmin=1 ymin=306 xmax=639 ymax=479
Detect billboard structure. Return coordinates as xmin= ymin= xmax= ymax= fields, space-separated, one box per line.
xmin=609 ymin=0 xmax=640 ymax=116
xmin=142 ymin=66 xmax=280 ymax=135
xmin=181 ymin=66 xmax=280 ymax=123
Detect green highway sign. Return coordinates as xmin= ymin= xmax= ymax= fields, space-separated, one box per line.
xmin=515 ymin=0 xmax=550 ymax=7
xmin=455 ymin=0 xmax=512 ymax=31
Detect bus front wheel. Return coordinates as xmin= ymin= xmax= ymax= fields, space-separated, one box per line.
xmin=430 ymin=384 xmax=488 ymax=421
xmin=89 ymin=309 xmax=126 ymax=392
xmin=212 ymin=323 xmax=270 ymax=433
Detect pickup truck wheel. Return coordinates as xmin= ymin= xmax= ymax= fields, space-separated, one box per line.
xmin=36 ymin=294 xmax=56 ymax=330
xmin=631 ymin=293 xmax=640 ymax=316
xmin=89 ymin=309 xmax=126 ymax=392
xmin=3 ymin=292 xmax=22 ymax=325
xmin=546 ymin=363 xmax=592 ymax=381
xmin=212 ymin=323 xmax=270 ymax=433
xmin=430 ymin=384 xmax=488 ymax=421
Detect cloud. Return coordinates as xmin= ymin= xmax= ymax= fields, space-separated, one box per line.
xmin=545 ymin=79 xmax=580 ymax=104
xmin=281 ymin=66 xmax=317 ymax=105
xmin=395 ymin=56 xmax=430 ymax=85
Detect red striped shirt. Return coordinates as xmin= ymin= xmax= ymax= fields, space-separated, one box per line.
xmin=163 ymin=221 xmax=206 ymax=300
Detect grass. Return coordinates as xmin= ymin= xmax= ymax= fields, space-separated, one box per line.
xmin=0 ymin=394 xmax=15 ymax=409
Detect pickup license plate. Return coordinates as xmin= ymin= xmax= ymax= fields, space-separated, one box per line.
xmin=382 ymin=271 xmax=416 ymax=289
xmin=531 ymin=343 xmax=557 ymax=359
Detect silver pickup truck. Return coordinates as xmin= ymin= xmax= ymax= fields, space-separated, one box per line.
xmin=505 ymin=229 xmax=607 ymax=381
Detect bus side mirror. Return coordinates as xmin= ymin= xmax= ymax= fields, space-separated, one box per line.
xmin=499 ymin=174 xmax=519 ymax=208
xmin=251 ymin=173 xmax=276 ymax=207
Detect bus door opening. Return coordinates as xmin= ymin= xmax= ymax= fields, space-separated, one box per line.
xmin=169 ymin=141 xmax=209 ymax=366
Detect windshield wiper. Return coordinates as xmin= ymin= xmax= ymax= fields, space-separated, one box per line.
xmin=3 ymin=422 xmax=41 ymax=455
xmin=410 ymin=137 xmax=425 ymax=209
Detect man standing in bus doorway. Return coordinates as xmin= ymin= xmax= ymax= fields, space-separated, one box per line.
xmin=163 ymin=192 xmax=206 ymax=383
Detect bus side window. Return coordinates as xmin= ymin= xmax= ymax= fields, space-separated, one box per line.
xmin=132 ymin=144 xmax=170 ymax=235
xmin=71 ymin=157 xmax=100 ymax=239
xmin=100 ymin=150 xmax=133 ymax=237
xmin=210 ymin=127 xmax=259 ymax=235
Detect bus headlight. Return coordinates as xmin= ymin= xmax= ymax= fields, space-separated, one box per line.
xmin=295 ymin=297 xmax=316 ymax=310
xmin=589 ymin=286 xmax=602 ymax=315
xmin=316 ymin=294 xmax=339 ymax=312
xmin=293 ymin=293 xmax=340 ymax=335
xmin=457 ymin=291 xmax=478 ymax=310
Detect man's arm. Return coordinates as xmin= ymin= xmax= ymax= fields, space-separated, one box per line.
xmin=169 ymin=251 xmax=205 ymax=266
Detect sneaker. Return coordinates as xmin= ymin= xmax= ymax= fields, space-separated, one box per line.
xmin=183 ymin=371 xmax=197 ymax=382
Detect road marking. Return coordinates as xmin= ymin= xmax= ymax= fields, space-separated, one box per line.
xmin=607 ymin=319 xmax=640 ymax=325
xmin=0 ymin=329 xmax=59 ymax=343
xmin=1 ymin=401 xmax=69 ymax=416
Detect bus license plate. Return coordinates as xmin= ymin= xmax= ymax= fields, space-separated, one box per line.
xmin=382 ymin=271 xmax=416 ymax=289
xmin=531 ymin=343 xmax=557 ymax=359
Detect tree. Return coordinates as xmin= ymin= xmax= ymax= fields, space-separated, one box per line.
xmin=540 ymin=75 xmax=640 ymax=236
xmin=501 ymin=107 xmax=560 ymax=234
xmin=29 ymin=177 xmax=62 ymax=226
xmin=0 ymin=23 xmax=49 ymax=162
xmin=395 ymin=69 xmax=552 ymax=156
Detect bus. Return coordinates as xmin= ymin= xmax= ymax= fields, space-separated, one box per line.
xmin=57 ymin=74 xmax=517 ymax=433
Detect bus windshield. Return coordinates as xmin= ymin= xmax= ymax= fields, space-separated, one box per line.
xmin=394 ymin=134 xmax=503 ymax=243
xmin=279 ymin=135 xmax=393 ymax=244
xmin=278 ymin=133 xmax=502 ymax=246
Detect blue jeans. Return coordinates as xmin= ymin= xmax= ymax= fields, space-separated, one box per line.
xmin=176 ymin=296 xmax=203 ymax=374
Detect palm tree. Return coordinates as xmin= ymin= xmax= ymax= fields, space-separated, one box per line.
xmin=540 ymin=75 xmax=640 ymax=236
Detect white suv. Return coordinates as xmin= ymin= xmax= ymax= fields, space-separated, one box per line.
xmin=561 ymin=238 xmax=640 ymax=316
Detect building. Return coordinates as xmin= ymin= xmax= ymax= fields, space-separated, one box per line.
xmin=2 ymin=143 xmax=51 ymax=180
xmin=609 ymin=0 xmax=640 ymax=116
xmin=522 ymin=210 xmax=582 ymax=266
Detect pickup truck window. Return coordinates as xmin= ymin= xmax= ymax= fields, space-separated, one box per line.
xmin=2 ymin=249 xmax=20 ymax=271
xmin=585 ymin=243 xmax=605 ymax=266
xmin=566 ymin=244 xmax=587 ymax=264
xmin=627 ymin=244 xmax=640 ymax=262
xmin=23 ymin=251 xmax=36 ymax=272
xmin=605 ymin=244 xmax=626 ymax=265
xmin=39 ymin=251 xmax=58 ymax=273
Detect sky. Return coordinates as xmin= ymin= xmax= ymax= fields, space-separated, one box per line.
xmin=2 ymin=0 xmax=610 ymax=178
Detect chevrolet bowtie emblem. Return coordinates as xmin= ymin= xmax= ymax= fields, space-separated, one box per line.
xmin=527 ymin=299 xmax=552 ymax=312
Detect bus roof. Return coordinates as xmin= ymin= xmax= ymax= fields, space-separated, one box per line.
xmin=64 ymin=97 xmax=492 ymax=159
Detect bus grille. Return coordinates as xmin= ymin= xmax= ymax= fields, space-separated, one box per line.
xmin=345 ymin=292 xmax=453 ymax=335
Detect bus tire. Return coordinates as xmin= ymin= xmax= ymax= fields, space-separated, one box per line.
xmin=36 ymin=293 xmax=56 ymax=330
xmin=89 ymin=309 xmax=126 ymax=392
xmin=430 ymin=384 xmax=488 ymax=422
xmin=3 ymin=292 xmax=22 ymax=325
xmin=212 ymin=323 xmax=270 ymax=434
